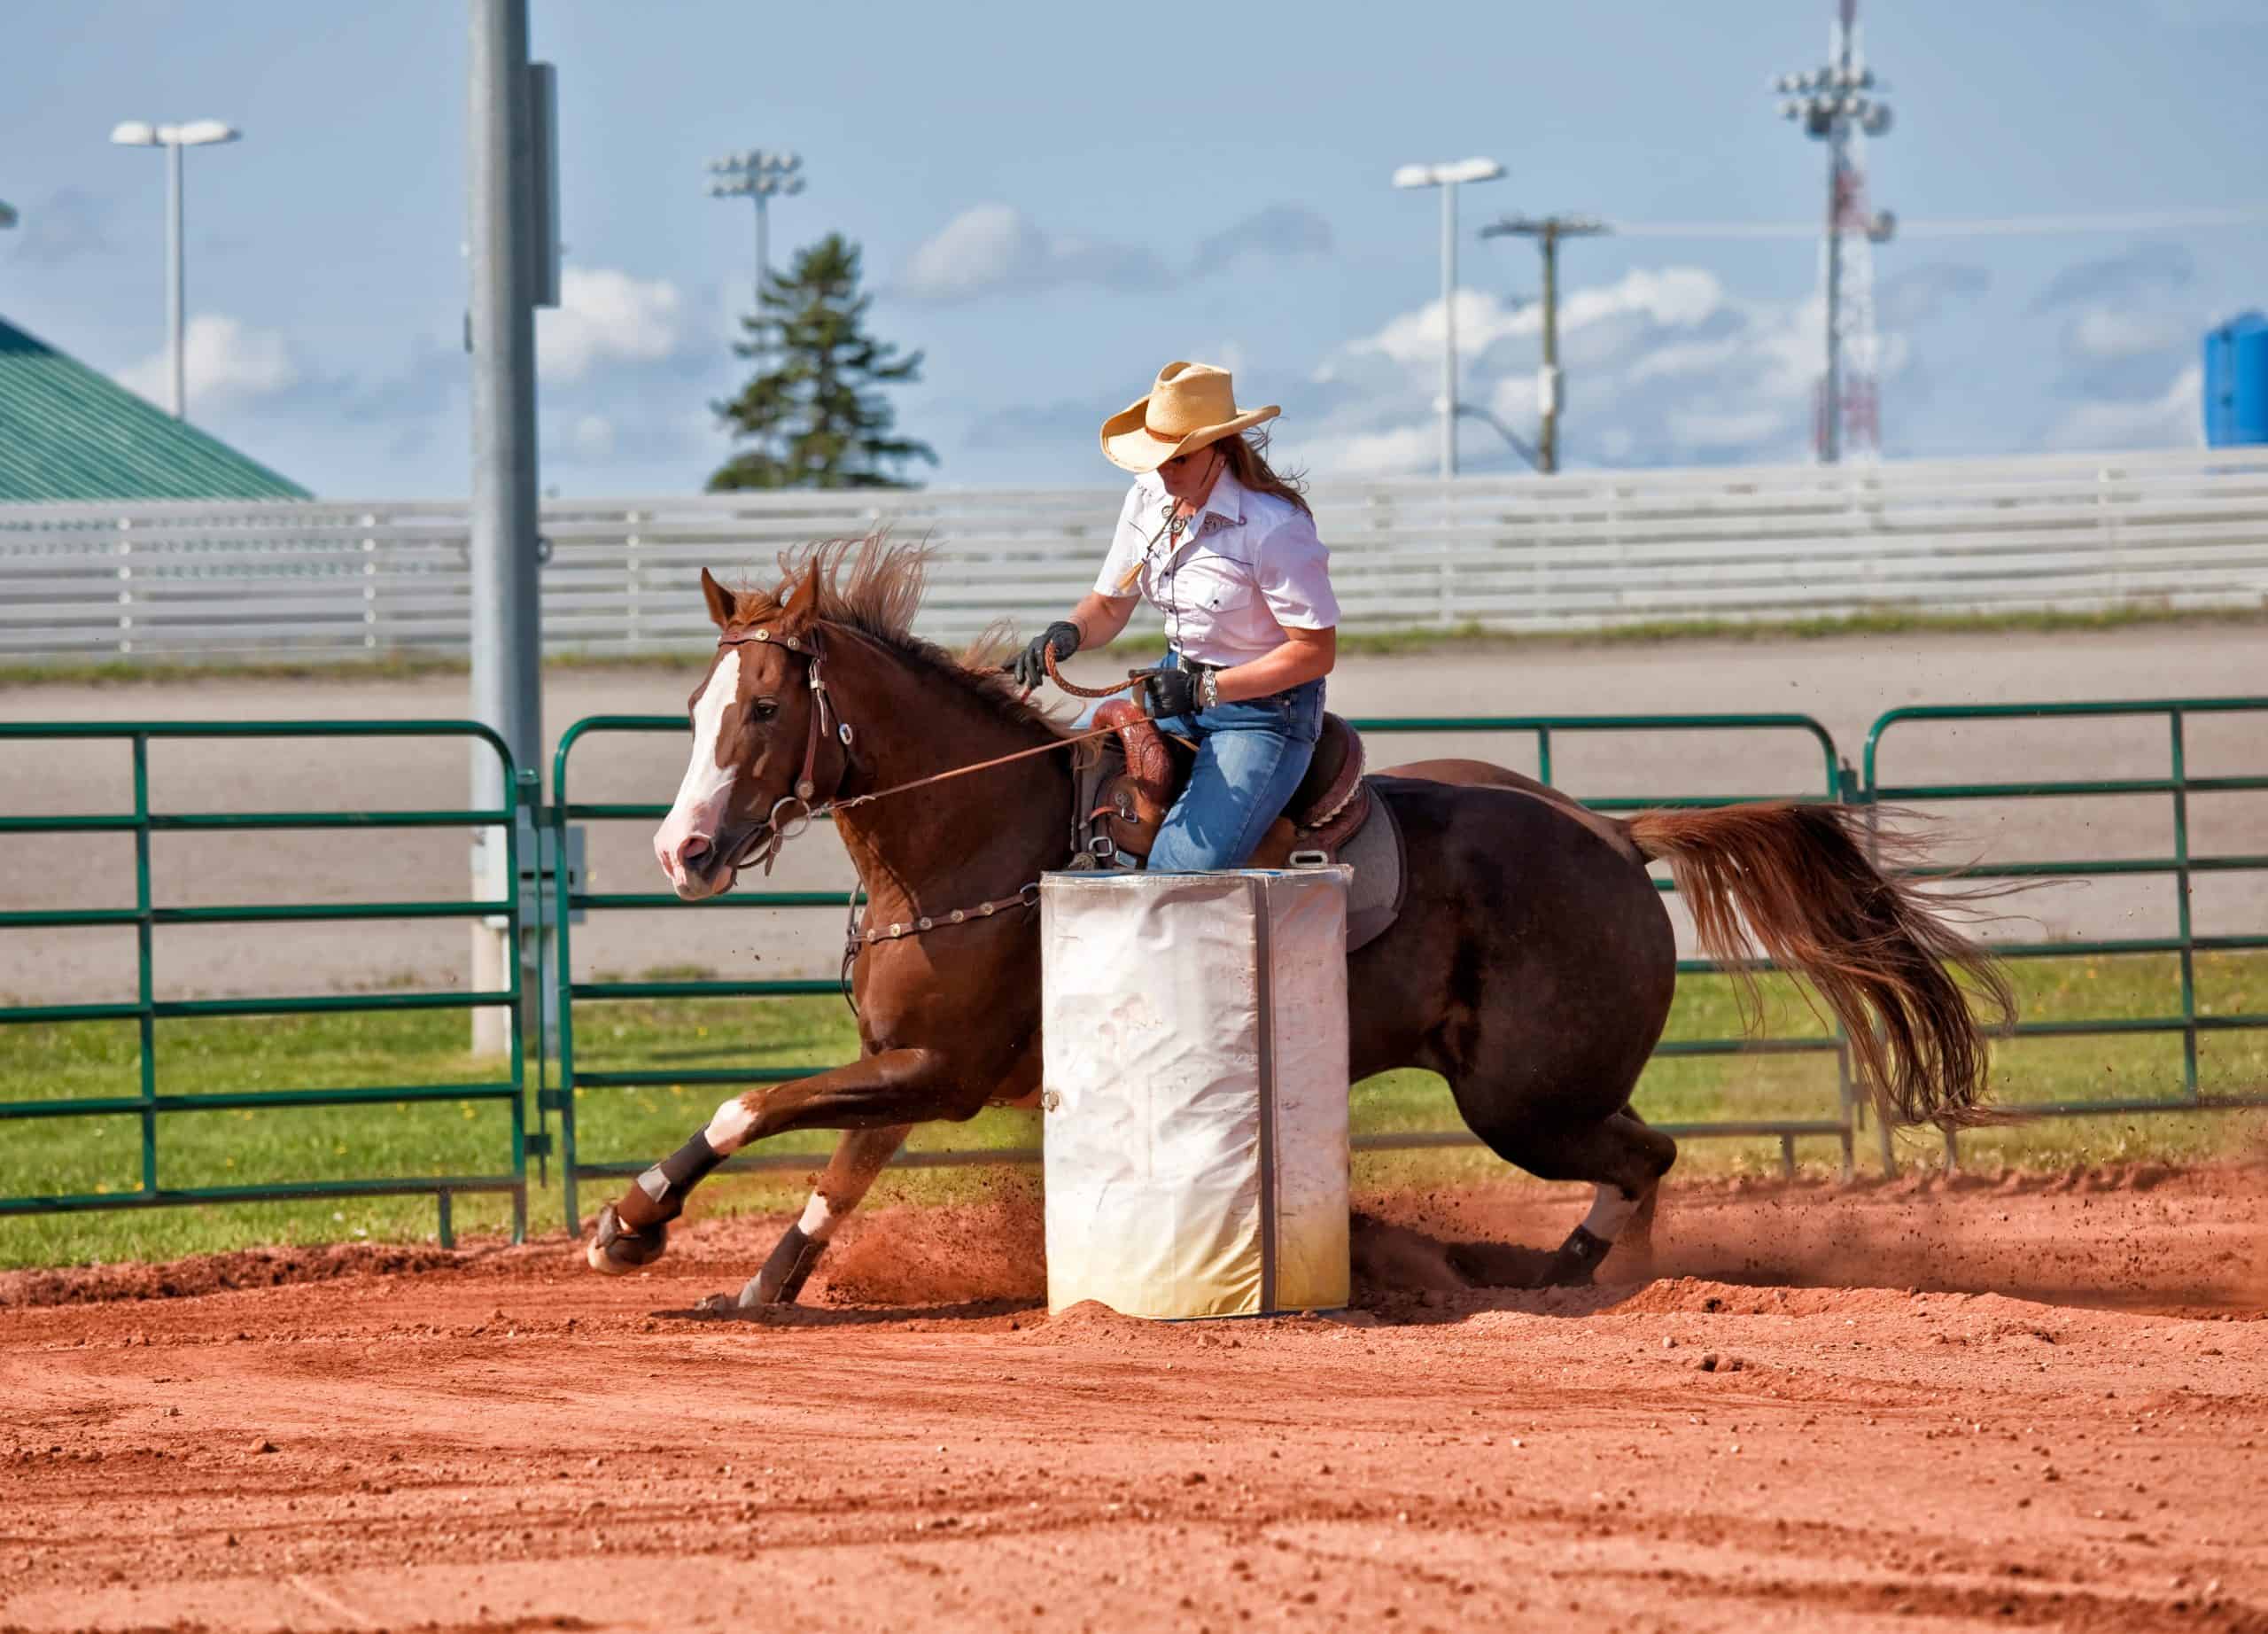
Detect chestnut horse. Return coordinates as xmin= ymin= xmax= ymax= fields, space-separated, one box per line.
xmin=587 ymin=539 xmax=2008 ymax=1303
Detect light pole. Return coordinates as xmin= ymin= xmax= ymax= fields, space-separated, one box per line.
xmin=110 ymin=120 xmax=240 ymax=420
xmin=1392 ymin=157 xmax=1503 ymax=479
xmin=1479 ymin=214 xmax=1608 ymax=473
xmin=707 ymin=149 xmax=805 ymax=320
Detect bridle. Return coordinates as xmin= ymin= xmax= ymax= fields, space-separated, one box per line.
xmin=713 ymin=621 xmax=853 ymax=876
xmin=706 ymin=619 xmax=1128 ymax=878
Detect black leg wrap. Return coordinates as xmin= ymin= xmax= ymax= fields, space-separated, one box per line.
xmin=635 ymin=1130 xmax=725 ymax=1218
xmin=1538 ymin=1225 xmax=1610 ymax=1289
xmin=738 ymin=1224 xmax=829 ymax=1310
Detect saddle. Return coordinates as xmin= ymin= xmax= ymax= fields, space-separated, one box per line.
xmin=1074 ymin=703 xmax=1406 ymax=951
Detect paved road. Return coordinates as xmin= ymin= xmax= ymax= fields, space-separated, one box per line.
xmin=2 ymin=625 xmax=2260 ymax=1004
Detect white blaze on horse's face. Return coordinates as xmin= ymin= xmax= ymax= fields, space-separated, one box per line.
xmin=655 ymin=646 xmax=744 ymax=899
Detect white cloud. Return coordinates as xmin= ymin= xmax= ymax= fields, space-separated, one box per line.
xmin=2066 ymin=307 xmax=2186 ymax=362
xmin=539 ymin=266 xmax=686 ymax=382
xmin=1306 ymin=265 xmax=1833 ymax=474
xmin=117 ymin=314 xmax=299 ymax=411
xmin=1289 ymin=422 xmax=1441 ymax=480
xmin=2039 ymin=363 xmax=2204 ymax=452
xmin=895 ymin=204 xmax=1168 ymax=303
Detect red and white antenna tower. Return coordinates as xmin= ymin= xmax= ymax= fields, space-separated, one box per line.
xmin=1775 ymin=0 xmax=1896 ymax=463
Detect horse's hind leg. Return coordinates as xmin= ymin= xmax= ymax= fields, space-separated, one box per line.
xmin=1612 ymin=1103 xmax=1666 ymax=1266
xmin=1495 ymin=1110 xmax=1677 ymax=1288
xmin=737 ymin=1124 xmax=909 ymax=1309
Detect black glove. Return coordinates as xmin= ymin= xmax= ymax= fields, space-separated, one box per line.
xmin=1138 ymin=665 xmax=1200 ymax=720
xmin=1008 ymin=621 xmax=1082 ymax=690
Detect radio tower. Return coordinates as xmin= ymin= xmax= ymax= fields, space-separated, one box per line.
xmin=1775 ymin=0 xmax=1895 ymax=463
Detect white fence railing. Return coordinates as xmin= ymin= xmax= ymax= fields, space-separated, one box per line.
xmin=4 ymin=447 xmax=2265 ymax=663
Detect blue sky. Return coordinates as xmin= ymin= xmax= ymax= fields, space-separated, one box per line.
xmin=2 ymin=0 xmax=2263 ymax=496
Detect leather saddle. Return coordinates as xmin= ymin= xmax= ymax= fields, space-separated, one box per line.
xmin=1086 ymin=700 xmax=1371 ymax=867
xmin=1075 ymin=703 xmax=1407 ymax=953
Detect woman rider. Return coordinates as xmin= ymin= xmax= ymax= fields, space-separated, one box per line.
xmin=1011 ymin=361 xmax=1340 ymax=871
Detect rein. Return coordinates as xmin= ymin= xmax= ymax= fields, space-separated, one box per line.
xmin=1038 ymin=644 xmax=1150 ymax=702
xmin=707 ymin=624 xmax=1132 ymax=1002
xmin=713 ymin=621 xmax=1138 ymax=853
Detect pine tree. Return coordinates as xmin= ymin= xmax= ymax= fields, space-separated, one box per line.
xmin=708 ymin=234 xmax=936 ymax=490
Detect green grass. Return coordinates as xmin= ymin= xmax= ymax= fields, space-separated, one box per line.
xmin=0 ymin=950 xmax=2262 ymax=1271
xmin=4 ymin=604 xmax=2263 ymax=689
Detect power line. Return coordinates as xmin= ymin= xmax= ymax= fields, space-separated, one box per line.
xmin=1606 ymin=205 xmax=2268 ymax=239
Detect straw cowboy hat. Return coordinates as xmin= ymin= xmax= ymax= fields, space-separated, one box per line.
xmin=1099 ymin=361 xmax=1280 ymax=473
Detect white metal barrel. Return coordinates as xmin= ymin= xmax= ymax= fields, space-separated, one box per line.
xmin=1039 ymin=868 xmax=1351 ymax=1319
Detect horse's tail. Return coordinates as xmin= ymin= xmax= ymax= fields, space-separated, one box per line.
xmin=1626 ymin=802 xmax=2014 ymax=1128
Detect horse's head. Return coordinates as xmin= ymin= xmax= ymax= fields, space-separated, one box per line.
xmin=654 ymin=564 xmax=833 ymax=900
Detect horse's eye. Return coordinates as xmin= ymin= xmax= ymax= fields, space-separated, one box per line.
xmin=750 ymin=698 xmax=781 ymax=722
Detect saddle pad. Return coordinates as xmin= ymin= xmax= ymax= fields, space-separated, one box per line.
xmin=1337 ymin=783 xmax=1405 ymax=954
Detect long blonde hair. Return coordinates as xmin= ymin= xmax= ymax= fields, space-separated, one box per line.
xmin=1216 ymin=429 xmax=1312 ymax=518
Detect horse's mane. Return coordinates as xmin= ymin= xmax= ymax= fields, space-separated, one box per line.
xmin=737 ymin=534 xmax=1066 ymax=735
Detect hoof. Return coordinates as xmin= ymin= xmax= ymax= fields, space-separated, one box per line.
xmin=1534 ymin=1254 xmax=1597 ymax=1290
xmin=586 ymin=1203 xmax=668 ymax=1274
xmin=1534 ymin=1225 xmax=1608 ymax=1289
xmin=737 ymin=1223 xmax=823 ymax=1309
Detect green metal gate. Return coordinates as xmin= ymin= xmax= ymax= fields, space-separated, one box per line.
xmin=0 ymin=721 xmax=532 ymax=1244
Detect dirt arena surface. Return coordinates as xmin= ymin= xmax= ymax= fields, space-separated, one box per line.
xmin=4 ymin=1167 xmax=2264 ymax=1632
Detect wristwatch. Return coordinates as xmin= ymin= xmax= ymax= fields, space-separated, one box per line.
xmin=1197 ymin=667 xmax=1222 ymax=711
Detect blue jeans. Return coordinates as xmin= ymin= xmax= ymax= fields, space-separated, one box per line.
xmin=1145 ymin=652 xmax=1326 ymax=872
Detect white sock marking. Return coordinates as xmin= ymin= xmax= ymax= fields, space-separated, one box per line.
xmin=703 ymin=1096 xmax=757 ymax=1154
xmin=796 ymin=1191 xmax=838 ymax=1242
xmin=1581 ymin=1185 xmax=1639 ymax=1242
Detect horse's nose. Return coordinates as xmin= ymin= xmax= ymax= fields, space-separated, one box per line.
xmin=663 ymin=831 xmax=712 ymax=883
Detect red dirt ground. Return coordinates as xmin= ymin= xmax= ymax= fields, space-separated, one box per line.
xmin=2 ymin=1166 xmax=2264 ymax=1633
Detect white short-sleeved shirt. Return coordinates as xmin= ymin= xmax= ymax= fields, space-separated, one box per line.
xmin=1091 ymin=469 xmax=1340 ymax=666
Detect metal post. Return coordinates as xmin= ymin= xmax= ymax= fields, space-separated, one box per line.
xmin=1440 ymin=182 xmax=1457 ymax=479
xmin=1539 ymin=223 xmax=1559 ymax=474
xmin=750 ymin=192 xmax=768 ymax=374
xmin=166 ymin=140 xmax=184 ymax=420
xmin=467 ymin=0 xmax=544 ymax=1055
xmin=754 ymin=191 xmax=768 ymax=305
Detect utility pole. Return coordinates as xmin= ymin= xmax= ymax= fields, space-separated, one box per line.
xmin=1774 ymin=0 xmax=1896 ymax=463
xmin=466 ymin=0 xmax=544 ymax=1053
xmin=1480 ymin=214 xmax=1607 ymax=473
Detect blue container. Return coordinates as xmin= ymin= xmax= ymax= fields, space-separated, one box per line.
xmin=2203 ymin=311 xmax=2268 ymax=446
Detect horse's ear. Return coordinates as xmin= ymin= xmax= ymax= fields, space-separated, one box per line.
xmin=777 ymin=563 xmax=823 ymax=638
xmin=699 ymin=567 xmax=737 ymax=630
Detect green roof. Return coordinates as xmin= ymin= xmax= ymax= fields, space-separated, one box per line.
xmin=0 ymin=315 xmax=309 ymax=502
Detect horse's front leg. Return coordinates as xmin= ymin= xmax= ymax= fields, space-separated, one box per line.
xmin=734 ymin=1036 xmax=1041 ymax=1306
xmin=585 ymin=1047 xmax=957 ymax=1275
xmin=735 ymin=1124 xmax=910 ymax=1308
